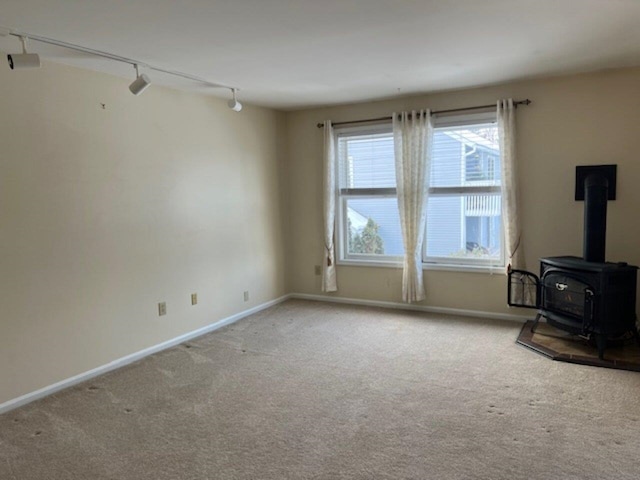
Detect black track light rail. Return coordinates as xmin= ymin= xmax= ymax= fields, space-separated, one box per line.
xmin=5 ymin=29 xmax=236 ymax=91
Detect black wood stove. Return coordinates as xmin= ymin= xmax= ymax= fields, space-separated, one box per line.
xmin=508 ymin=169 xmax=638 ymax=359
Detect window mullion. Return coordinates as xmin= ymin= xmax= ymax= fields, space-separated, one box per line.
xmin=341 ymin=188 xmax=397 ymax=196
xmin=428 ymin=186 xmax=501 ymax=196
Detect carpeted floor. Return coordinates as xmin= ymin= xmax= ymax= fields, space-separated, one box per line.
xmin=2 ymin=299 xmax=640 ymax=479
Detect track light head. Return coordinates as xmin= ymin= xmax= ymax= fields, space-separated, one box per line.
xmin=228 ymin=99 xmax=242 ymax=112
xmin=7 ymin=36 xmax=40 ymax=70
xmin=129 ymin=73 xmax=151 ymax=95
xmin=228 ymin=88 xmax=242 ymax=112
xmin=129 ymin=64 xmax=151 ymax=95
xmin=8 ymin=53 xmax=40 ymax=69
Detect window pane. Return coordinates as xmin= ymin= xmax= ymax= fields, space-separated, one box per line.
xmin=338 ymin=132 xmax=395 ymax=189
xmin=426 ymin=194 xmax=502 ymax=261
xmin=431 ymin=123 xmax=500 ymax=188
xmin=346 ymin=198 xmax=403 ymax=256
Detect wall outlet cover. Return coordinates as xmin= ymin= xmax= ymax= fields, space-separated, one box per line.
xmin=158 ymin=302 xmax=167 ymax=316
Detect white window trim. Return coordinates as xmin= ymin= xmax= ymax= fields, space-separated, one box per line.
xmin=424 ymin=111 xmax=505 ymax=270
xmin=333 ymin=112 xmax=506 ymax=274
xmin=335 ymin=123 xmax=403 ymax=265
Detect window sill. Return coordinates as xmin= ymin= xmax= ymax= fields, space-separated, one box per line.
xmin=337 ymin=259 xmax=506 ymax=275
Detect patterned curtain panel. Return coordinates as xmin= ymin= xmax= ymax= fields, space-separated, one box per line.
xmin=498 ymin=99 xmax=525 ymax=274
xmin=393 ymin=110 xmax=433 ymax=303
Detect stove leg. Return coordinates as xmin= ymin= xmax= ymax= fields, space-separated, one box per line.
xmin=632 ymin=327 xmax=640 ymax=348
xmin=595 ymin=334 xmax=606 ymax=360
xmin=530 ymin=313 xmax=542 ymax=334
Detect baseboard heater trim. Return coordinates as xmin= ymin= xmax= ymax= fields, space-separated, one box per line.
xmin=0 ymin=294 xmax=292 ymax=415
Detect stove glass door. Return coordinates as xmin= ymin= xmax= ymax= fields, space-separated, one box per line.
xmin=542 ymin=271 xmax=593 ymax=320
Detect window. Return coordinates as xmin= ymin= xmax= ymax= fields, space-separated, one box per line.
xmin=337 ymin=125 xmax=402 ymax=263
xmin=335 ymin=113 xmax=503 ymax=270
xmin=425 ymin=113 xmax=503 ymax=267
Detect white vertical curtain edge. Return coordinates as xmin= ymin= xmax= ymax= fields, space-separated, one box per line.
xmin=322 ymin=120 xmax=338 ymax=292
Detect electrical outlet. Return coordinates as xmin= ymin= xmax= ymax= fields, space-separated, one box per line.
xmin=314 ymin=265 xmax=322 ymax=276
xmin=191 ymin=293 xmax=198 ymax=305
xmin=243 ymin=291 xmax=249 ymax=302
xmin=158 ymin=302 xmax=167 ymax=316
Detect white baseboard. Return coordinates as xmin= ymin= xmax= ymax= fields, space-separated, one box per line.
xmin=289 ymin=293 xmax=531 ymax=323
xmin=0 ymin=294 xmax=292 ymax=415
xmin=1 ymin=292 xmax=527 ymax=415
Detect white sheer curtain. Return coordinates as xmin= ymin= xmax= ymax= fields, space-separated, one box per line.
xmin=393 ymin=110 xmax=433 ymax=303
xmin=322 ymin=120 xmax=338 ymax=292
xmin=498 ymin=99 xmax=525 ymax=273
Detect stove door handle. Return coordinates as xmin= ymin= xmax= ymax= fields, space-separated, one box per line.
xmin=555 ymin=282 xmax=568 ymax=291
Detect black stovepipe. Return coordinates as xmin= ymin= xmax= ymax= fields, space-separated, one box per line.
xmin=583 ymin=174 xmax=608 ymax=263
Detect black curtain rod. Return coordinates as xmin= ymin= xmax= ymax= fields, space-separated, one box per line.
xmin=316 ymin=99 xmax=532 ymax=128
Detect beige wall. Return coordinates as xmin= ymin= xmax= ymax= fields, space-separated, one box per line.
xmin=0 ymin=62 xmax=288 ymax=404
xmin=285 ymin=67 xmax=640 ymax=315
xmin=4 ymin=61 xmax=640 ymax=406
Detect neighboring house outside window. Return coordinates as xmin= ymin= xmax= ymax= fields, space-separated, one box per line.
xmin=336 ymin=112 xmax=503 ymax=271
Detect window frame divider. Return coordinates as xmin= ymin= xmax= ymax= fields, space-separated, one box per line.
xmin=340 ymin=187 xmax=397 ymax=196
xmin=428 ymin=185 xmax=501 ymax=196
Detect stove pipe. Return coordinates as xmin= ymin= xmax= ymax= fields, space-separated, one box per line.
xmin=583 ymin=174 xmax=608 ymax=263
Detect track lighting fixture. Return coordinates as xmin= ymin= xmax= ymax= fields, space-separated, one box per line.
xmin=228 ymin=88 xmax=242 ymax=112
xmin=2 ymin=26 xmax=241 ymax=108
xmin=7 ymin=36 xmax=40 ymax=70
xmin=129 ymin=64 xmax=151 ymax=95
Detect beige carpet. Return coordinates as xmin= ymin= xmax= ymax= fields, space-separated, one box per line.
xmin=2 ymin=299 xmax=640 ymax=480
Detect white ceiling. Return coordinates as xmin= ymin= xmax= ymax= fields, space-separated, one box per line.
xmin=1 ymin=0 xmax=640 ymax=110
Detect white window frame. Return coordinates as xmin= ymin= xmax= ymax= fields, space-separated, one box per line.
xmin=335 ymin=123 xmax=403 ymax=266
xmin=334 ymin=112 xmax=505 ymax=273
xmin=423 ymin=111 xmax=505 ymax=270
